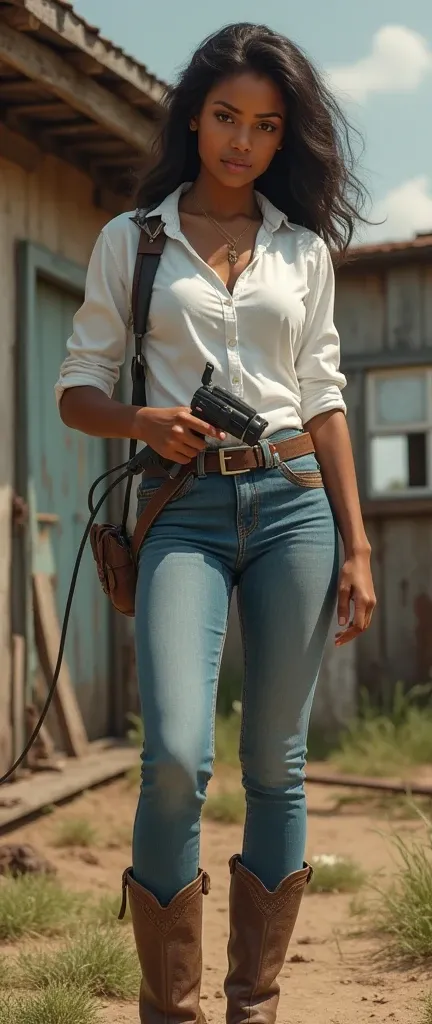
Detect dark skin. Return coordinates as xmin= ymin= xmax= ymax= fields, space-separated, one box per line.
xmin=60 ymin=70 xmax=376 ymax=645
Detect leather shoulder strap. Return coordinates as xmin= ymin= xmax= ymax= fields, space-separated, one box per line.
xmin=131 ymin=215 xmax=167 ymax=341
xmin=122 ymin=213 xmax=167 ymax=533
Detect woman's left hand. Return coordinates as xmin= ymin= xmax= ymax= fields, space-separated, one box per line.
xmin=335 ymin=549 xmax=377 ymax=646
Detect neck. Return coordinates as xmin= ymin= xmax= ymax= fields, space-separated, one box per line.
xmin=186 ymin=168 xmax=258 ymax=220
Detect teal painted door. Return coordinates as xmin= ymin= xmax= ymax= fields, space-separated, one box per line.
xmin=28 ymin=275 xmax=110 ymax=739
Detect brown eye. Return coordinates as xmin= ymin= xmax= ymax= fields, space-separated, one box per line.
xmin=215 ymin=112 xmax=234 ymax=123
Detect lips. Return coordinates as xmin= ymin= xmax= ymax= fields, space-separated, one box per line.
xmin=221 ymin=159 xmax=252 ymax=171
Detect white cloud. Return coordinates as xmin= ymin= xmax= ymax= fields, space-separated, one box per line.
xmin=362 ymin=176 xmax=432 ymax=243
xmin=327 ymin=25 xmax=432 ymax=103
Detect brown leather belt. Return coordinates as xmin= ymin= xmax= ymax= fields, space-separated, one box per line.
xmin=132 ymin=433 xmax=315 ymax=560
xmin=144 ymin=432 xmax=315 ymax=478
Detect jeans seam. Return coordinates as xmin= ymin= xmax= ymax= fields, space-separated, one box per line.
xmin=136 ymin=473 xmax=195 ymax=518
xmin=237 ymin=580 xmax=250 ymax=858
xmin=241 ymin=480 xmax=259 ymax=539
xmin=234 ymin=478 xmax=246 ymax=572
xmin=210 ymin=578 xmax=233 ymax=763
xmin=277 ymin=464 xmax=324 ymax=489
xmin=234 ymin=480 xmax=259 ymax=571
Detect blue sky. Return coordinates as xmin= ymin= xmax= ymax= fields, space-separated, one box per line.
xmin=75 ymin=0 xmax=432 ymax=243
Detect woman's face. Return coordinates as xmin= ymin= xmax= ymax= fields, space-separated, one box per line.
xmin=191 ymin=72 xmax=285 ymax=188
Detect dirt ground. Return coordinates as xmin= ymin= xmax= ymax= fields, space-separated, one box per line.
xmin=2 ymin=769 xmax=431 ymax=1024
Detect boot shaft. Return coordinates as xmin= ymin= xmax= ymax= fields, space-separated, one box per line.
xmin=122 ymin=868 xmax=210 ymax=1024
xmin=225 ymin=855 xmax=312 ymax=1024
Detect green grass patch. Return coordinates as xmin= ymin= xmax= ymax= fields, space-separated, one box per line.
xmin=203 ymin=787 xmax=245 ymax=824
xmin=329 ymin=683 xmax=432 ymax=777
xmin=0 ymin=955 xmax=16 ymax=988
xmin=51 ymin=817 xmax=98 ymax=848
xmin=0 ymin=985 xmax=99 ymax=1024
xmin=308 ymin=855 xmax=367 ymax=894
xmin=17 ymin=926 xmax=140 ymax=1000
xmin=371 ymin=827 xmax=432 ymax=961
xmin=93 ymin=892 xmax=131 ymax=926
xmin=0 ymin=874 xmax=86 ymax=942
xmin=421 ymin=992 xmax=432 ymax=1023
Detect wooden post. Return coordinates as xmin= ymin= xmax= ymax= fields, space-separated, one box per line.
xmin=33 ymin=573 xmax=88 ymax=757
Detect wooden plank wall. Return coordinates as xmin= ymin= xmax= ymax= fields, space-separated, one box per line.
xmin=0 ymin=149 xmax=110 ymax=773
xmin=334 ymin=263 xmax=432 ymax=709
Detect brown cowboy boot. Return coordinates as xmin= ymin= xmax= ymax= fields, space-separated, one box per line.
xmin=224 ymin=854 xmax=312 ymax=1024
xmin=119 ymin=867 xmax=210 ymax=1023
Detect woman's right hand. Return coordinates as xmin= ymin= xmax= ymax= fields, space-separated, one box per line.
xmin=133 ymin=406 xmax=226 ymax=464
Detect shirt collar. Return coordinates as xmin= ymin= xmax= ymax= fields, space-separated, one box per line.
xmin=141 ymin=182 xmax=294 ymax=236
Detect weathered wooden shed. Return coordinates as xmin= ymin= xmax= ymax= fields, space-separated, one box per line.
xmin=334 ymin=234 xmax=432 ymax=709
xmin=0 ymin=0 xmax=165 ymax=777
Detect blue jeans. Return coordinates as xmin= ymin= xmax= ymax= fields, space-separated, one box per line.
xmin=132 ymin=429 xmax=338 ymax=905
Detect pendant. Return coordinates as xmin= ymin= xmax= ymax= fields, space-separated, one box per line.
xmin=227 ymin=246 xmax=238 ymax=265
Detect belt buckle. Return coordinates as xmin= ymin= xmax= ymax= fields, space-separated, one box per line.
xmin=218 ymin=446 xmax=250 ymax=476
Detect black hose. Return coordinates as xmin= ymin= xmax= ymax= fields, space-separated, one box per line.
xmin=0 ymin=467 xmax=130 ymax=785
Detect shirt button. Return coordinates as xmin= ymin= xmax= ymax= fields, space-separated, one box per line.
xmin=228 ymin=339 xmax=236 ymax=348
xmin=224 ymin=298 xmax=233 ymax=306
xmin=232 ymin=376 xmax=240 ymax=385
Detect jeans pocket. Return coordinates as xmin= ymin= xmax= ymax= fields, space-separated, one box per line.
xmin=136 ymin=473 xmax=195 ymax=519
xmin=277 ymin=453 xmax=323 ymax=490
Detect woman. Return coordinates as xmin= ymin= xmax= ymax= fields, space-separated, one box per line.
xmin=57 ymin=21 xmax=376 ymax=1024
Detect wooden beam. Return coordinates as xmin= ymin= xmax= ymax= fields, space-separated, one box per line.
xmin=67 ymin=138 xmax=129 ymax=155
xmin=0 ymin=741 xmax=138 ymax=834
xmin=1 ymin=7 xmax=40 ymax=31
xmin=362 ymin=498 xmax=432 ymax=519
xmin=66 ymin=51 xmax=105 ymax=77
xmin=42 ymin=121 xmax=107 ymax=140
xmin=11 ymin=101 xmax=77 ymax=120
xmin=90 ymin=155 xmax=141 ymax=171
xmin=11 ymin=635 xmax=26 ymax=774
xmin=0 ymin=0 xmax=166 ymax=108
xmin=0 ymin=22 xmax=156 ymax=152
xmin=0 ymin=120 xmax=40 ymax=171
xmin=0 ymin=78 xmax=46 ymax=101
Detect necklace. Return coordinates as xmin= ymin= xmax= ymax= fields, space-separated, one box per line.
xmin=193 ymin=198 xmax=254 ymax=265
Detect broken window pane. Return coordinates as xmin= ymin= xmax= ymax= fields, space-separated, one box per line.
xmin=371 ymin=433 xmax=427 ymax=493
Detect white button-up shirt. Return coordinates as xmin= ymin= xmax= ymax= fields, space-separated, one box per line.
xmin=55 ymin=183 xmax=347 ymax=435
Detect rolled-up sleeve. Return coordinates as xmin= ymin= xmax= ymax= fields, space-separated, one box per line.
xmin=55 ymin=229 xmax=128 ymax=408
xmin=296 ymin=238 xmax=346 ymax=424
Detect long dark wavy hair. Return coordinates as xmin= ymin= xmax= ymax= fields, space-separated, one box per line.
xmin=136 ymin=23 xmax=370 ymax=255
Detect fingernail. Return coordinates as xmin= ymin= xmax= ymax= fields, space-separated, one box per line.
xmin=339 ymin=617 xmax=347 ymax=626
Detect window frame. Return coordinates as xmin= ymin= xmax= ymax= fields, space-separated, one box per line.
xmin=366 ymin=367 xmax=432 ymax=500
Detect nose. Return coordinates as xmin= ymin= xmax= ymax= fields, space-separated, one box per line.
xmin=231 ymin=126 xmax=252 ymax=153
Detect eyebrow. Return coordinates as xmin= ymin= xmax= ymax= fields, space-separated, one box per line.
xmin=212 ymin=100 xmax=283 ymax=119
